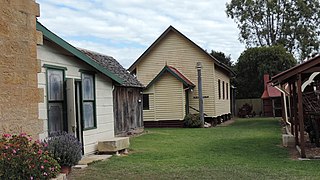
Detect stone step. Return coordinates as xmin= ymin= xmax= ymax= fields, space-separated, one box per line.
xmin=98 ymin=137 xmax=130 ymax=153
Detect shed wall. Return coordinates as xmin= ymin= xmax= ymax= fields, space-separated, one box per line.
xmin=113 ymin=86 xmax=143 ymax=135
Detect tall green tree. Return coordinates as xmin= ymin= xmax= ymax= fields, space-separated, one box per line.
xmin=210 ymin=50 xmax=233 ymax=68
xmin=235 ymin=46 xmax=296 ymax=99
xmin=226 ymin=0 xmax=320 ymax=60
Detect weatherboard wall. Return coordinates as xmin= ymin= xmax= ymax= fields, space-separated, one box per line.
xmin=155 ymin=72 xmax=185 ymax=120
xmin=214 ymin=67 xmax=231 ymax=116
xmin=37 ymin=39 xmax=115 ymax=155
xmin=136 ymin=31 xmax=216 ymax=117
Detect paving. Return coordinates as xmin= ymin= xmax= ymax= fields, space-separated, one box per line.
xmin=76 ymin=154 xmax=112 ymax=166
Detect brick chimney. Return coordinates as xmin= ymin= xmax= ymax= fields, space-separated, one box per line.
xmin=263 ymin=74 xmax=270 ymax=89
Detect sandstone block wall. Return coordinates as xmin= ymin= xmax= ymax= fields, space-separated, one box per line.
xmin=0 ymin=0 xmax=42 ymax=138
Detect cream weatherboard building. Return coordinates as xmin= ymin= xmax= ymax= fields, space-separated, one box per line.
xmin=36 ymin=22 xmax=123 ymax=155
xmin=128 ymin=26 xmax=235 ymax=127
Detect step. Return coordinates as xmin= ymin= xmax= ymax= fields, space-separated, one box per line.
xmin=98 ymin=137 xmax=130 ymax=153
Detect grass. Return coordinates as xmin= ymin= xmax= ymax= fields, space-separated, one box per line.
xmin=69 ymin=118 xmax=320 ymax=180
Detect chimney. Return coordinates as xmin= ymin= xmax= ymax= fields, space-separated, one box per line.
xmin=263 ymin=74 xmax=270 ymax=89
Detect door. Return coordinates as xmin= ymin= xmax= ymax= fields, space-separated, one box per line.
xmin=75 ymin=80 xmax=84 ymax=154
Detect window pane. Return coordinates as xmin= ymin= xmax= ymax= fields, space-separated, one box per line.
xmin=48 ymin=103 xmax=63 ymax=132
xmin=83 ymin=102 xmax=94 ymax=128
xmin=218 ymin=80 xmax=221 ymax=99
xmin=48 ymin=69 xmax=64 ymax=101
xmin=223 ymin=81 xmax=225 ymax=99
xmin=143 ymin=94 xmax=149 ymax=110
xmin=82 ymin=74 xmax=94 ymax=100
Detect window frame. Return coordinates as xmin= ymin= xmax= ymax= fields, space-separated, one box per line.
xmin=143 ymin=94 xmax=150 ymax=110
xmin=218 ymin=79 xmax=221 ymax=99
xmin=45 ymin=65 xmax=67 ymax=133
xmin=81 ymin=72 xmax=97 ymax=130
xmin=222 ymin=81 xmax=225 ymax=100
xmin=226 ymin=83 xmax=229 ymax=100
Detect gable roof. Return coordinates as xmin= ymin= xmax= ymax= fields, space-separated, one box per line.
xmin=261 ymin=83 xmax=281 ymax=99
xmin=128 ymin=25 xmax=235 ymax=77
xmin=80 ymin=49 xmax=144 ymax=88
xmin=145 ymin=65 xmax=195 ymax=89
xmin=271 ymin=55 xmax=320 ymax=85
xmin=36 ymin=21 xmax=123 ymax=84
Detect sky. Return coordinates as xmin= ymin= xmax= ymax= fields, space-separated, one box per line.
xmin=36 ymin=0 xmax=246 ymax=68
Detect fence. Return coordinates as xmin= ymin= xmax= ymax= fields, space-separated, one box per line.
xmin=235 ymin=98 xmax=262 ymax=116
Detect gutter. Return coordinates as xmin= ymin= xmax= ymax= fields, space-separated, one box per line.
xmin=273 ymin=85 xmax=291 ymax=128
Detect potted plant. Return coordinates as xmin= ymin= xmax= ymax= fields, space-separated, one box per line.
xmin=44 ymin=132 xmax=82 ymax=175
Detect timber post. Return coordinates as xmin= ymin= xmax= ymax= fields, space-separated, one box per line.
xmin=197 ymin=62 xmax=204 ymax=127
xmin=297 ymin=73 xmax=306 ymax=158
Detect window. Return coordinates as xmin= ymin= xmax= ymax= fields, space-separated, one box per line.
xmin=222 ymin=81 xmax=225 ymax=99
xmin=218 ymin=79 xmax=221 ymax=99
xmin=226 ymin=83 xmax=229 ymax=100
xmin=82 ymin=73 xmax=96 ymax=129
xmin=47 ymin=69 xmax=65 ymax=132
xmin=143 ymin=94 xmax=149 ymax=110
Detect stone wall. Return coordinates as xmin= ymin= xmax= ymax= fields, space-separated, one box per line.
xmin=0 ymin=0 xmax=42 ymax=138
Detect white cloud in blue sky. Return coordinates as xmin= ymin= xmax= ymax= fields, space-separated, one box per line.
xmin=36 ymin=0 xmax=245 ymax=68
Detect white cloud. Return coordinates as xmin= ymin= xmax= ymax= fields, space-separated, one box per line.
xmin=36 ymin=0 xmax=245 ymax=68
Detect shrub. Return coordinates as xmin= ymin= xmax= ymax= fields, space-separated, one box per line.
xmin=0 ymin=133 xmax=60 ymax=179
xmin=45 ymin=131 xmax=82 ymax=167
xmin=184 ymin=113 xmax=202 ymax=128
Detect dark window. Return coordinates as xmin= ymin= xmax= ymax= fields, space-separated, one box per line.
xmin=218 ymin=79 xmax=221 ymax=99
xmin=226 ymin=83 xmax=229 ymax=100
xmin=47 ymin=69 xmax=65 ymax=132
xmin=82 ymin=73 xmax=96 ymax=129
xmin=143 ymin=94 xmax=150 ymax=110
xmin=223 ymin=81 xmax=225 ymax=99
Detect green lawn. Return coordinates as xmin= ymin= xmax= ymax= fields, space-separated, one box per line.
xmin=69 ymin=118 xmax=320 ymax=180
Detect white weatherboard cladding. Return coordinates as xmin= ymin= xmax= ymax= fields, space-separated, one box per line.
xmin=37 ymin=39 xmax=115 ymax=155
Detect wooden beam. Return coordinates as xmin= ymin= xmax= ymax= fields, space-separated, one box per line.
xmin=280 ymin=84 xmax=285 ymax=121
xmin=288 ymin=82 xmax=294 ymax=134
xmin=271 ymin=56 xmax=320 ymax=84
xmin=297 ymin=73 xmax=306 ymax=158
xmin=301 ymin=66 xmax=320 ymax=74
xmin=292 ymin=81 xmax=299 ymax=143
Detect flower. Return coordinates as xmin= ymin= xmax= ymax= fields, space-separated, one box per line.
xmin=0 ymin=133 xmax=60 ymax=179
xmin=3 ymin=133 xmax=11 ymax=138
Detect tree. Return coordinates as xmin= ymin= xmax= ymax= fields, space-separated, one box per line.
xmin=210 ymin=50 xmax=233 ymax=68
xmin=226 ymin=0 xmax=320 ymax=60
xmin=234 ymin=46 xmax=296 ymax=99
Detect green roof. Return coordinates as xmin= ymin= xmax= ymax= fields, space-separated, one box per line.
xmin=36 ymin=21 xmax=123 ymax=84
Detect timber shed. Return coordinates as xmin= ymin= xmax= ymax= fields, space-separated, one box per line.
xmin=261 ymin=74 xmax=281 ymax=117
xmin=81 ymin=50 xmax=144 ymax=136
xmin=270 ymin=55 xmax=320 ymax=158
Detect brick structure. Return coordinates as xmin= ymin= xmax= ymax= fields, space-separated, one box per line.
xmin=0 ymin=0 xmax=42 ymax=138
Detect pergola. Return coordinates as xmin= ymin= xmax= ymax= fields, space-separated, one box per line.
xmin=271 ymin=55 xmax=320 ymax=158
